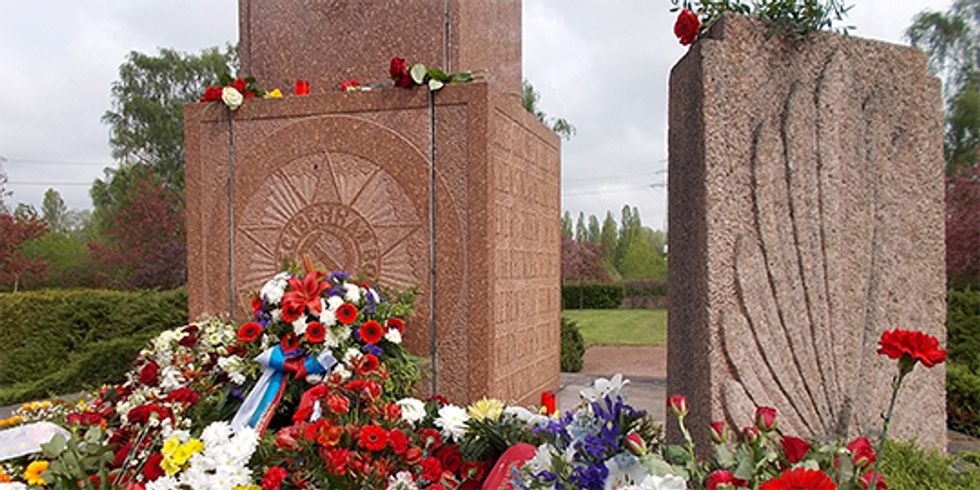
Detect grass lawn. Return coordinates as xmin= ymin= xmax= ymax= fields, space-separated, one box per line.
xmin=562 ymin=309 xmax=667 ymax=347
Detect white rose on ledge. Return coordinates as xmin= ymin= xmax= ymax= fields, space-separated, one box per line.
xmin=221 ymin=86 xmax=244 ymax=110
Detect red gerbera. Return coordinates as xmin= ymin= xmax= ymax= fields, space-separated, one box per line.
xmin=359 ymin=425 xmax=388 ymax=452
xmin=336 ymin=303 xmax=359 ymax=324
xmin=386 ymin=317 xmax=406 ymax=333
xmin=357 ymin=353 xmax=380 ymax=375
xmin=237 ymin=322 xmax=263 ymax=343
xmin=781 ymin=435 xmax=812 ymax=464
xmin=759 ymin=468 xmax=837 ymax=490
xmin=877 ymin=329 xmax=947 ymax=368
xmin=674 ymin=8 xmax=701 ymax=46
xmin=707 ymin=470 xmax=748 ymax=490
xmin=359 ymin=320 xmax=384 ymax=344
xmin=306 ymin=321 xmax=326 ymax=344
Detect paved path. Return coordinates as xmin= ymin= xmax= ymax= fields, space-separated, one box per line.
xmin=556 ymin=346 xmax=980 ymax=455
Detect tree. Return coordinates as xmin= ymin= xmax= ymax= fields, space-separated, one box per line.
xmin=100 ymin=46 xmax=237 ymax=192
xmin=521 ymin=80 xmax=576 ymax=140
xmin=907 ymin=0 xmax=980 ymax=169
xmin=587 ymin=214 xmax=601 ymax=244
xmin=41 ymin=188 xmax=68 ymax=232
xmin=561 ymin=235 xmax=609 ymax=283
xmin=947 ymin=166 xmax=980 ymax=287
xmin=600 ymin=211 xmax=618 ymax=260
xmin=574 ymin=212 xmax=588 ymax=242
xmin=614 ymin=205 xmax=643 ymax=268
xmin=618 ymin=240 xmax=668 ymax=280
xmin=0 ymin=212 xmax=47 ymax=291
xmin=640 ymin=227 xmax=667 ymax=256
xmin=561 ymin=211 xmax=573 ymax=238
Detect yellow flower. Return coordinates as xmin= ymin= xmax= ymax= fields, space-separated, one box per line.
xmin=183 ymin=439 xmax=204 ymax=456
xmin=234 ymin=486 xmax=261 ymax=490
xmin=162 ymin=435 xmax=181 ymax=456
xmin=265 ymin=88 xmax=283 ymax=99
xmin=24 ymin=460 xmax=49 ymax=486
xmin=0 ymin=415 xmax=24 ymax=428
xmin=161 ymin=456 xmax=182 ymax=476
xmin=467 ymin=397 xmax=505 ymax=422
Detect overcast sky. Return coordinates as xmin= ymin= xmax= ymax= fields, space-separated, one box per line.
xmin=0 ymin=0 xmax=950 ymax=230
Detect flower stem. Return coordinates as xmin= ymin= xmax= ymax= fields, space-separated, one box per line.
xmin=870 ymin=371 xmax=906 ymax=487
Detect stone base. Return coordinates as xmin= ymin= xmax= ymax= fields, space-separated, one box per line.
xmin=184 ymin=82 xmax=561 ymax=405
xmin=667 ymin=15 xmax=946 ymax=449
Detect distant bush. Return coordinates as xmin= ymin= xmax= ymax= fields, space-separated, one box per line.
xmin=947 ymin=288 xmax=980 ymax=437
xmin=0 ymin=288 xmax=187 ymax=404
xmin=560 ymin=317 xmax=585 ymax=372
xmin=880 ymin=439 xmax=980 ymax=489
xmin=561 ymin=283 xmax=625 ymax=309
xmin=622 ymin=279 xmax=668 ymax=297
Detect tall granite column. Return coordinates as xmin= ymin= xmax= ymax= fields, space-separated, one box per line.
xmin=667 ymin=15 xmax=947 ymax=448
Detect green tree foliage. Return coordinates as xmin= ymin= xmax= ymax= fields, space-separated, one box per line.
xmin=618 ymin=240 xmax=668 ymax=280
xmin=40 ymin=188 xmax=68 ymax=232
xmin=100 ymin=46 xmax=237 ymax=191
xmin=600 ymin=211 xmax=619 ymax=260
xmin=575 ymin=211 xmax=588 ymax=242
xmin=561 ymin=211 xmax=573 ymax=238
xmin=907 ymin=0 xmax=980 ymax=170
xmin=20 ymin=231 xmax=100 ymax=290
xmin=587 ymin=214 xmax=601 ymax=244
xmin=520 ymin=80 xmax=576 ymax=140
xmin=614 ymin=205 xmax=643 ymax=268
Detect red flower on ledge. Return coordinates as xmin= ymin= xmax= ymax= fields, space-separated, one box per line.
xmin=877 ymin=329 xmax=947 ymax=368
xmin=759 ymin=468 xmax=837 ymax=490
xmin=390 ymin=57 xmax=414 ymax=88
xmin=674 ymin=9 xmax=701 ymax=46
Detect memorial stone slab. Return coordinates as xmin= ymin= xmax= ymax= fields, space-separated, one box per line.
xmin=667 ymin=14 xmax=947 ymax=448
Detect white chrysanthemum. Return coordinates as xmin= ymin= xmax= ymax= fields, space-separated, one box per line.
xmin=385 ymin=471 xmax=419 ymax=490
xmin=326 ymin=295 xmax=344 ymax=311
xmin=322 ymin=328 xmax=340 ymax=349
xmin=435 ymin=404 xmax=469 ymax=441
xmin=145 ymin=475 xmax=180 ymax=490
xmin=344 ymin=283 xmax=361 ymax=302
xmin=260 ymin=273 xmax=289 ymax=304
xmin=319 ymin=301 xmax=337 ymax=326
xmin=292 ymin=317 xmax=308 ymax=336
xmin=384 ymin=328 xmax=402 ymax=344
xmin=640 ymin=475 xmax=687 ymax=490
xmin=159 ymin=366 xmax=184 ymax=391
xmin=396 ymin=398 xmax=426 ymax=426
xmin=201 ymin=421 xmax=233 ymax=447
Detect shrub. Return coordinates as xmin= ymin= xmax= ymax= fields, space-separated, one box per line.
xmin=949 ymin=363 xmax=980 ymax=436
xmin=880 ymin=440 xmax=980 ymax=489
xmin=0 ymin=288 xmax=187 ymax=404
xmin=561 ymin=283 xmax=625 ymax=309
xmin=622 ymin=279 xmax=668 ymax=297
xmin=560 ymin=317 xmax=585 ymax=372
xmin=947 ymin=288 xmax=980 ymax=437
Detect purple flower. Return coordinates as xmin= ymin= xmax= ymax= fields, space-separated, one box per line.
xmin=363 ymin=343 xmax=383 ymax=357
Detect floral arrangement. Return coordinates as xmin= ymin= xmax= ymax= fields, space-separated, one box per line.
xmin=387 ymin=57 xmax=482 ymax=92
xmin=668 ymin=0 xmax=852 ymax=45
xmin=200 ymin=74 xmax=272 ymax=110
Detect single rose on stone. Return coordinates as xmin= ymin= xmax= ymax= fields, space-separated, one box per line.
xmin=756 ymin=406 xmax=777 ymax=432
xmin=340 ymin=79 xmax=361 ymax=92
xmin=221 ymin=86 xmax=244 ymax=110
xmin=674 ymin=8 xmax=701 ymax=46
xmin=390 ymin=56 xmax=414 ymax=88
xmin=709 ymin=420 xmax=729 ymax=444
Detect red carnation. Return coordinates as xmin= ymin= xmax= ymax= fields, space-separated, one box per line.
xmin=325 ymin=393 xmax=350 ymax=415
xmin=422 ymin=456 xmax=443 ymax=482
xmin=877 ymin=329 xmax=947 ymax=368
xmin=306 ymin=321 xmax=326 ymax=344
xmin=359 ymin=425 xmax=388 ymax=452
xmin=390 ymin=57 xmax=414 ymax=88
xmin=847 ymin=437 xmax=877 ymax=468
xmin=389 ymin=429 xmax=409 ymax=454
xmin=707 ymin=469 xmax=748 ymax=490
xmin=166 ymin=388 xmax=200 ymax=405
xmin=386 ymin=317 xmax=406 ymax=333
xmin=759 ymin=468 xmax=837 ymax=490
xmin=326 ymin=447 xmax=351 ymax=475
xmin=420 ymin=428 xmax=443 ymax=450
xmin=139 ymin=362 xmax=159 ymax=386
xmin=781 ymin=435 xmax=812 ymax=464
xmin=201 ymin=86 xmax=223 ymax=102
xmin=237 ymin=322 xmax=262 ymax=343
xmin=336 ymin=303 xmax=359 ymax=324
xmin=359 ymin=320 xmax=384 ymax=344
xmin=262 ymin=466 xmax=288 ymax=490
xmin=437 ymin=445 xmax=463 ymax=474
xmin=113 ymin=443 xmax=133 ymax=468
xmin=461 ymin=460 xmax=487 ymax=483
xmin=674 ymin=8 xmax=701 ymax=46
xmin=340 ymin=79 xmax=361 ymax=92
xmin=143 ymin=453 xmax=165 ymax=481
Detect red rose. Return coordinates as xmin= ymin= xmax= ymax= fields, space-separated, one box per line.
xmin=674 ymin=8 xmax=701 ymax=46
xmin=847 ymin=437 xmax=877 ymax=468
xmin=877 ymin=329 xmax=947 ymax=368
xmin=709 ymin=420 xmax=729 ymax=444
xmin=305 ymin=321 xmax=326 ymax=343
xmin=359 ymin=425 xmax=388 ymax=451
xmin=326 ymin=447 xmax=351 ymax=475
xmin=166 ymin=388 xmax=200 ymax=405
xmin=390 ymin=57 xmax=414 ymax=88
xmin=139 ymin=362 xmax=159 ymax=386
xmin=232 ymin=78 xmax=247 ymax=93
xmin=127 ymin=404 xmax=171 ymax=424
xmin=860 ymin=470 xmax=888 ymax=490
xmin=759 ymin=468 xmax=836 ymax=490
xmin=421 ymin=456 xmax=443 ymax=482
xmin=781 ymin=435 xmax=812 ymax=464
xmin=389 ymin=429 xmax=409 ymax=454
xmin=178 ymin=333 xmax=197 ymax=348
xmin=325 ymin=393 xmax=350 ymax=414
xmin=201 ymin=86 xmax=223 ymax=101
xmin=742 ymin=426 xmax=761 ymax=444
xmin=359 ymin=320 xmax=384 ymax=344
xmin=667 ymin=394 xmax=687 ymax=417
xmin=437 ymin=445 xmax=463 ymax=474
xmin=340 ymin=79 xmax=361 ymax=92
xmin=756 ymin=406 xmax=777 ymax=432
xmin=142 ymin=453 xmax=165 ymax=481
xmin=237 ymin=322 xmax=262 ymax=343
xmin=336 ymin=303 xmax=359 ymax=325
xmin=262 ymin=466 xmax=288 ymax=490
xmin=386 ymin=317 xmax=406 ymax=333
xmin=541 ymin=391 xmax=557 ymax=415
xmin=707 ymin=469 xmax=748 ymax=490
xmin=419 ymin=428 xmax=443 ymax=450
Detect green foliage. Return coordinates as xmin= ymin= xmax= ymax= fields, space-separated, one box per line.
xmin=20 ymin=231 xmax=100 ymax=290
xmin=561 ymin=211 xmax=573 ymax=239
xmin=0 ymin=288 xmax=187 ymax=404
xmin=948 ymin=288 xmax=980 ymax=436
xmin=619 ymin=240 xmax=668 ymax=280
xmin=672 ymin=0 xmax=851 ymax=39
xmin=560 ymin=317 xmax=586 ymax=372
xmin=561 ymin=283 xmax=626 ymax=309
xmin=575 ymin=212 xmax=587 ymax=242
xmin=41 ymin=426 xmax=116 ymax=490
xmin=623 ymin=279 xmax=669 ymax=297
xmin=520 ymin=80 xmax=576 ymax=140
xmin=41 ymin=188 xmax=68 ymax=232
xmin=948 ymin=363 xmax=980 ymax=436
xmin=600 ymin=211 xmax=618 ymax=259
xmin=879 ymin=440 xmax=980 ymax=489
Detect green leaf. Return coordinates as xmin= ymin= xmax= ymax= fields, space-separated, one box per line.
xmin=733 ymin=449 xmax=756 ymax=481
xmin=715 ymin=444 xmax=737 ymax=468
xmin=428 ymin=79 xmax=445 ymax=91
xmin=664 ymin=444 xmax=689 ymax=464
xmin=41 ymin=434 xmax=68 ymax=458
xmin=217 ymin=72 xmax=233 ymax=86
xmin=449 ymin=72 xmax=474 ymax=83
xmin=427 ymin=67 xmax=449 ymax=81
xmin=410 ymin=64 xmax=428 ymax=84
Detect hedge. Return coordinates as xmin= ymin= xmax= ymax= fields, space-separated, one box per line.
xmin=0 ymin=288 xmax=188 ymax=404
xmin=561 ymin=283 xmax=626 ymax=309
xmin=560 ymin=317 xmax=585 ymax=372
xmin=622 ymin=279 xmax=668 ymax=297
xmin=948 ymin=288 xmax=980 ymax=437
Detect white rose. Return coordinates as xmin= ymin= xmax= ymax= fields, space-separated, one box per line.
xmin=221 ymin=86 xmax=244 ymax=110
xmin=396 ymin=398 xmax=426 ymax=426
xmin=384 ymin=328 xmax=402 ymax=344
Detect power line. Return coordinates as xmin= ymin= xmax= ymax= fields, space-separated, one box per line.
xmin=7 ymin=181 xmax=93 ymax=186
xmin=1 ymin=156 xmax=113 ymax=167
